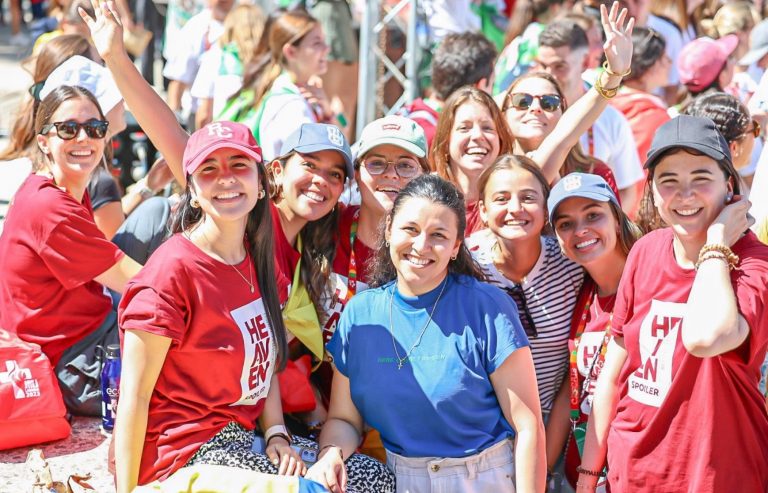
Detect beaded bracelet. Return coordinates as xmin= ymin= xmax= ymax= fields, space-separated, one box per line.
xmin=602 ymin=60 xmax=631 ymax=78
xmin=576 ymin=465 xmax=606 ymax=477
xmin=698 ymin=244 xmax=739 ymax=270
xmin=695 ymin=252 xmax=729 ymax=271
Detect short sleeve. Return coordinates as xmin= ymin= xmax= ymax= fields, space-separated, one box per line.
xmin=612 ymin=244 xmax=640 ymax=338
xmin=119 ymin=285 xmax=188 ymax=342
xmin=38 ymin=209 xmax=124 ymax=289
xmin=482 ymin=288 xmax=530 ymax=374
xmin=326 ymin=309 xmax=350 ymax=376
xmin=733 ymin=255 xmax=768 ymax=354
xmin=87 ymin=169 xmax=122 ymax=210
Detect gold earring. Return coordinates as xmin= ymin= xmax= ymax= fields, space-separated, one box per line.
xmin=191 ymin=197 xmax=200 ymax=208
xmin=451 ymin=254 xmax=458 ymax=261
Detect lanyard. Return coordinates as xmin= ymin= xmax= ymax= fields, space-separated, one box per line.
xmin=568 ymin=285 xmax=612 ymax=429
xmin=345 ymin=209 xmax=360 ymax=300
xmin=587 ymin=126 xmax=595 ymax=157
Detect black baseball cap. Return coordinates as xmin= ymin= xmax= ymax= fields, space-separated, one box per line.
xmin=644 ymin=115 xmax=732 ymax=169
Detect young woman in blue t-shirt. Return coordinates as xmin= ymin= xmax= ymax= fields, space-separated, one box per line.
xmin=306 ymin=174 xmax=545 ymax=492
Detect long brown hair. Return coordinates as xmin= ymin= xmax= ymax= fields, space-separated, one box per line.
xmin=504 ymin=72 xmax=603 ymax=177
xmin=0 ymin=34 xmax=93 ymax=161
xmin=33 ymin=86 xmax=106 ymax=172
xmin=430 ymin=86 xmax=514 ymax=185
xmin=170 ymin=157 xmax=288 ymax=371
xmin=219 ymin=4 xmax=267 ymax=68
xmin=232 ymin=9 xmax=317 ymax=110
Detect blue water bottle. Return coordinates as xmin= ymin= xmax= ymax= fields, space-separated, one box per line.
xmin=100 ymin=344 xmax=121 ymax=432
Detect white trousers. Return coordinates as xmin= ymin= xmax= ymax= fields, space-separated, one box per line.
xmin=386 ymin=438 xmax=516 ymax=493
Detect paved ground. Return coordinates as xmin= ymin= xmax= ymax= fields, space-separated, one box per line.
xmin=0 ymin=22 xmax=33 ymax=147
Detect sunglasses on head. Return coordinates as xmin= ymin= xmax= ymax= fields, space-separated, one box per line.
xmin=505 ymin=93 xmax=562 ymax=113
xmin=744 ymin=119 xmax=762 ymax=139
xmin=40 ymin=120 xmax=109 ymax=140
xmin=504 ymin=284 xmax=537 ymax=339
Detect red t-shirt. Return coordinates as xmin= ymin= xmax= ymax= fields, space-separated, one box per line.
xmin=118 ymin=234 xmax=288 ymax=484
xmin=565 ymin=279 xmax=614 ymax=489
xmin=0 ymin=174 xmax=124 ymax=366
xmin=465 ymin=201 xmax=484 ymax=237
xmin=608 ymin=228 xmax=768 ymax=492
xmin=324 ymin=205 xmax=374 ymax=342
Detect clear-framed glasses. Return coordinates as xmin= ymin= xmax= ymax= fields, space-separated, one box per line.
xmin=362 ymin=157 xmax=421 ymax=178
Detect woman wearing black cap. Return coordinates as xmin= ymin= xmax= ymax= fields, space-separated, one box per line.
xmin=577 ymin=115 xmax=768 ymax=492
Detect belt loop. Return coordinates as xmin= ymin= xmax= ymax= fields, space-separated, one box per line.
xmin=467 ymin=458 xmax=477 ymax=480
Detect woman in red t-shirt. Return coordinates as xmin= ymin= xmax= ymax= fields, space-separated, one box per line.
xmin=546 ymin=172 xmax=640 ymax=490
xmin=116 ymin=121 xmax=303 ymax=491
xmin=578 ymin=116 xmax=768 ymax=492
xmin=0 ymin=85 xmax=141 ymax=414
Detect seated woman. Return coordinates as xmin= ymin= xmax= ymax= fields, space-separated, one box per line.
xmin=0 ymin=86 xmax=142 ymax=415
xmin=116 ymin=121 xmax=304 ymax=492
xmin=307 ymin=174 xmax=546 ymax=492
xmin=579 ymin=115 xmax=768 ymax=492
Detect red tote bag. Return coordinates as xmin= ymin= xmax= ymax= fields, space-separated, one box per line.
xmin=0 ymin=329 xmax=71 ymax=450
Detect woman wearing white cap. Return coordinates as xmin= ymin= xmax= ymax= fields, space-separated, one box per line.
xmin=577 ymin=115 xmax=768 ymax=492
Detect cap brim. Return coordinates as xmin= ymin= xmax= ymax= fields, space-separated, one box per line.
xmin=548 ymin=191 xmax=613 ymax=224
xmin=186 ymin=142 xmax=263 ymax=176
xmin=644 ymin=142 xmax=727 ymax=169
xmin=739 ymin=45 xmax=768 ymax=66
xmin=355 ymin=137 xmax=427 ymax=159
xmin=293 ymin=143 xmax=354 ymax=180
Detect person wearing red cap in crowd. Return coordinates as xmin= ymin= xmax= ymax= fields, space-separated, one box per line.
xmin=676 ymin=34 xmax=739 ymax=105
xmin=116 ymin=120 xmax=304 ymax=492
xmin=577 ymin=115 xmax=768 ymax=492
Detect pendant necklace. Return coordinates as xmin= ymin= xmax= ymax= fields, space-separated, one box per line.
xmin=388 ymin=277 xmax=448 ymax=370
xmin=231 ymin=253 xmax=255 ymax=293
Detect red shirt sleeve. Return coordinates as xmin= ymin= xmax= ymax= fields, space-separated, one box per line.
xmin=612 ymin=240 xmax=640 ymax=339
xmin=120 ymin=285 xmax=188 ymax=342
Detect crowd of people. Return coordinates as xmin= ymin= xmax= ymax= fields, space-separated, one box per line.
xmin=1 ymin=0 xmax=768 ymax=492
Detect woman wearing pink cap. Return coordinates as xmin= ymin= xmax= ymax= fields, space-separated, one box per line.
xmin=677 ymin=34 xmax=739 ymax=104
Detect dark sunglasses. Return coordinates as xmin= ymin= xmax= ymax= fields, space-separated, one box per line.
xmin=40 ymin=120 xmax=109 ymax=140
xmin=504 ymin=284 xmax=537 ymax=339
xmin=505 ymin=93 xmax=562 ymax=113
xmin=362 ymin=157 xmax=421 ymax=178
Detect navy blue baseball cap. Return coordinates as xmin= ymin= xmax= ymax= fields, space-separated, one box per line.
xmin=548 ymin=173 xmax=620 ymax=223
xmin=279 ymin=123 xmax=354 ymax=180
xmin=644 ymin=115 xmax=731 ymax=170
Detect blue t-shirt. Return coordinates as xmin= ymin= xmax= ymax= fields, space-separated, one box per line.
xmin=327 ymin=273 xmax=529 ymax=458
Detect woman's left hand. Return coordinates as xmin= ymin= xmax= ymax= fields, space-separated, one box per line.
xmin=600 ymin=1 xmax=635 ymax=76
xmin=707 ymin=194 xmax=755 ymax=247
xmin=267 ymin=438 xmax=308 ymax=476
xmin=298 ymin=76 xmax=335 ymax=122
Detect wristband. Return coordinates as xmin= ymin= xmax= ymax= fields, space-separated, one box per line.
xmin=576 ymin=465 xmax=606 ymax=477
xmin=264 ymin=424 xmax=291 ymax=445
xmin=602 ymin=60 xmax=631 ymax=78
xmin=266 ymin=433 xmax=291 ymax=447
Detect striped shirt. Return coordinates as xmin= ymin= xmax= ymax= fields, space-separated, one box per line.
xmin=472 ymin=235 xmax=584 ymax=413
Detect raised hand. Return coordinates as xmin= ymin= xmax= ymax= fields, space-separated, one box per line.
xmin=79 ymin=0 xmax=126 ymax=61
xmin=600 ymin=1 xmax=634 ymax=76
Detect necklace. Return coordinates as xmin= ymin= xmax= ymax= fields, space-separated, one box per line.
xmin=231 ymin=252 xmax=255 ymax=293
xmin=388 ymin=277 xmax=448 ymax=370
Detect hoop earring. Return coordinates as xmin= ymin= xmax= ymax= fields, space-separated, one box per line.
xmin=191 ymin=197 xmax=200 ymax=208
xmin=257 ymin=190 xmax=266 ymax=200
xmin=385 ymin=240 xmax=390 ymax=247
xmin=451 ymin=254 xmax=457 ymax=261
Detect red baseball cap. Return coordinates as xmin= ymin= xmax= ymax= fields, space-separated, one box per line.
xmin=677 ymin=35 xmax=738 ymax=92
xmin=183 ymin=121 xmax=263 ymax=176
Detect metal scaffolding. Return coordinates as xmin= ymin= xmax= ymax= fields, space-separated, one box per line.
xmin=355 ymin=0 xmax=424 ymax=138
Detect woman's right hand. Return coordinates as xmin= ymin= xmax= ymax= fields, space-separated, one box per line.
xmin=79 ymin=0 xmax=126 ymax=61
xmin=706 ymin=194 xmax=755 ymax=247
xmin=305 ymin=446 xmax=347 ymax=493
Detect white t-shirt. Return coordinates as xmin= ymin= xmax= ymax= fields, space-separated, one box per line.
xmin=471 ymin=235 xmax=584 ymax=414
xmin=258 ymin=76 xmax=316 ymax=161
xmin=190 ymin=46 xmax=244 ymax=117
xmin=0 ymin=157 xmax=33 ymax=235
xmin=647 ymin=14 xmax=696 ymax=87
xmin=749 ymin=143 xmax=768 ymax=228
xmin=421 ymin=0 xmax=482 ymax=41
xmin=579 ymin=105 xmax=645 ymax=190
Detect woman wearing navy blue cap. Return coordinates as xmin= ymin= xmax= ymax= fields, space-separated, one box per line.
xmin=545 ymin=172 xmax=639 ymax=491
xmin=578 ymin=115 xmax=768 ymax=492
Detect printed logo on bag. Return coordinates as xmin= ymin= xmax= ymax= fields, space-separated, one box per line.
xmin=230 ymin=299 xmax=276 ymax=406
xmin=563 ymin=174 xmax=582 ymax=191
xmin=207 ymin=122 xmax=233 ymax=139
xmin=627 ymin=299 xmax=683 ymax=408
xmin=327 ymin=126 xmax=344 ymax=147
xmin=0 ymin=360 xmax=41 ymax=399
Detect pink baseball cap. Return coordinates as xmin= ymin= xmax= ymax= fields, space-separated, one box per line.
xmin=183 ymin=121 xmax=263 ymax=176
xmin=677 ymin=35 xmax=738 ymax=92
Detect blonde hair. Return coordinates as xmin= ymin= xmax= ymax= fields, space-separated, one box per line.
xmin=219 ymin=4 xmax=267 ymax=67
xmin=712 ymin=1 xmax=759 ymax=37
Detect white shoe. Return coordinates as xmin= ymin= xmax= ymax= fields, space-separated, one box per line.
xmin=9 ymin=32 xmax=30 ymax=46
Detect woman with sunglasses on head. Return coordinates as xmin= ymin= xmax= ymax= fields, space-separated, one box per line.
xmin=0 ymin=86 xmax=142 ymax=415
xmin=308 ymin=174 xmax=545 ymax=493
xmin=578 ymin=115 xmax=768 ymax=492
xmin=472 ymin=156 xmax=584 ymax=452
xmin=544 ymin=173 xmax=639 ymax=491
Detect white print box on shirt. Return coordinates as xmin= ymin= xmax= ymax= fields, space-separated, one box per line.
xmin=230 ymin=299 xmax=276 ymax=406
xmin=577 ymin=331 xmax=607 ymax=415
xmin=628 ymin=300 xmax=684 ymax=408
